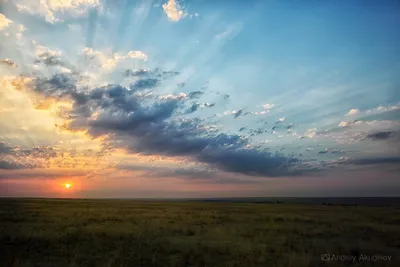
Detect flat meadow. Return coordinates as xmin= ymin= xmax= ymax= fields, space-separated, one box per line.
xmin=0 ymin=198 xmax=399 ymax=267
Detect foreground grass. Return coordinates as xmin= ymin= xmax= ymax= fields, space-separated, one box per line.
xmin=0 ymin=199 xmax=399 ymax=267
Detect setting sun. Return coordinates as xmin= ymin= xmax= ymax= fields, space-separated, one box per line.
xmin=64 ymin=183 xmax=71 ymax=189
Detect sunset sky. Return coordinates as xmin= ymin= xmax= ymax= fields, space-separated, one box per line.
xmin=1 ymin=0 xmax=399 ymax=198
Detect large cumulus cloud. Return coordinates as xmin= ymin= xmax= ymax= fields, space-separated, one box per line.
xmin=23 ymin=73 xmax=302 ymax=177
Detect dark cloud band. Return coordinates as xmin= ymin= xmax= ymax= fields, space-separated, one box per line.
xmin=23 ymin=73 xmax=302 ymax=177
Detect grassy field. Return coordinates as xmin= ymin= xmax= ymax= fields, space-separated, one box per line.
xmin=0 ymin=199 xmax=399 ymax=267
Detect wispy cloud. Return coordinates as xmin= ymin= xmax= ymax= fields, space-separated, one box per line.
xmin=343 ymin=103 xmax=400 ymax=117
xmin=346 ymin=108 xmax=359 ymax=116
xmin=215 ymin=24 xmax=243 ymax=40
xmin=365 ymin=103 xmax=400 ymax=115
xmin=15 ymin=0 xmax=100 ymax=23
xmin=0 ymin=58 xmax=18 ymax=68
xmin=82 ymin=47 xmax=147 ymax=70
xmin=0 ymin=14 xmax=12 ymax=31
xmin=263 ymin=103 xmax=274 ymax=110
xmin=0 ymin=13 xmax=25 ymax=42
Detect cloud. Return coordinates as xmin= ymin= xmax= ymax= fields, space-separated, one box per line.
xmin=0 ymin=138 xmax=121 ymax=175
xmin=162 ymin=0 xmax=186 ymax=22
xmin=0 ymin=141 xmax=59 ymax=169
xmin=221 ymin=109 xmax=250 ymax=118
xmin=0 ymin=160 xmax=27 ymax=170
xmin=312 ymin=119 xmax=400 ymax=147
xmin=123 ymin=68 xmax=151 ymax=77
xmin=346 ymin=108 xmax=359 ymax=116
xmin=0 ymin=58 xmax=18 ymax=68
xmin=271 ymin=125 xmax=280 ymax=131
xmin=124 ymin=68 xmax=180 ymax=91
xmin=119 ymin=164 xmax=216 ymax=179
xmin=248 ymin=128 xmax=266 ymax=136
xmin=365 ymin=103 xmax=400 ymax=115
xmin=0 ymin=14 xmax=12 ymax=31
xmin=340 ymin=156 xmax=400 ymax=166
xmin=0 ymin=169 xmax=87 ymax=179
xmin=171 ymin=167 xmax=215 ymax=179
xmin=201 ymin=102 xmax=215 ymax=108
xmin=185 ymin=103 xmax=199 ymax=114
xmin=82 ymin=47 xmax=147 ymax=70
xmin=0 ymin=142 xmax=13 ymax=154
xmin=317 ymin=148 xmax=329 ymax=155
xmin=340 ymin=103 xmax=400 ymax=119
xmin=188 ymin=91 xmax=204 ymax=99
xmin=253 ymin=110 xmax=269 ymax=115
xmin=16 ymin=73 xmax=303 ymax=177
xmin=131 ymin=78 xmax=159 ymax=90
xmin=337 ymin=120 xmax=373 ymax=128
xmin=158 ymin=92 xmax=187 ymax=101
xmin=126 ymin=51 xmax=148 ymax=60
xmin=15 ymin=0 xmax=100 ymax=23
xmin=124 ymin=68 xmax=179 ymax=79
xmin=233 ymin=109 xmax=243 ymax=118
xmin=303 ymin=128 xmax=316 ymax=138
xmin=35 ymin=45 xmax=65 ymax=67
xmin=366 ymin=131 xmax=393 ymax=140
xmin=46 ymin=0 xmax=99 ymax=10
xmin=338 ymin=121 xmax=352 ymax=127
xmin=0 ymin=14 xmax=25 ymax=42
xmin=188 ymin=13 xmax=199 ymax=19
xmin=263 ymin=103 xmax=274 ymax=110
xmin=197 ymin=148 xmax=300 ymax=177
xmin=252 ymin=104 xmax=274 ymax=115
xmin=299 ymin=129 xmax=319 ymax=139
xmin=365 ymin=131 xmax=400 ymax=143
xmin=215 ymin=24 xmax=243 ymax=40
xmin=331 ymin=150 xmax=346 ymax=155
xmin=334 ymin=120 xmax=399 ymax=131
xmin=185 ymin=102 xmax=215 ymax=114
xmin=286 ymin=124 xmax=294 ymax=130
xmin=118 ymin=164 xmax=263 ymax=185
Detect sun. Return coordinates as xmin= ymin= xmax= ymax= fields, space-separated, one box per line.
xmin=64 ymin=183 xmax=72 ymax=189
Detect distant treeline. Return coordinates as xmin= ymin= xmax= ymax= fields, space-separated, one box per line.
xmin=194 ymin=197 xmax=400 ymax=206
xmin=253 ymin=201 xmax=285 ymax=204
xmin=320 ymin=203 xmax=392 ymax=207
xmin=320 ymin=203 xmax=358 ymax=206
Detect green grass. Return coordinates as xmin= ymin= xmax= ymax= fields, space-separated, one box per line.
xmin=0 ymin=199 xmax=399 ymax=267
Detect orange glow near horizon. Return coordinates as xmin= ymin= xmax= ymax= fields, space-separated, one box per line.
xmin=53 ymin=179 xmax=83 ymax=196
xmin=59 ymin=180 xmax=78 ymax=192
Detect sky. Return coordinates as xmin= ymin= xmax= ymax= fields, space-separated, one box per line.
xmin=0 ymin=0 xmax=399 ymax=198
